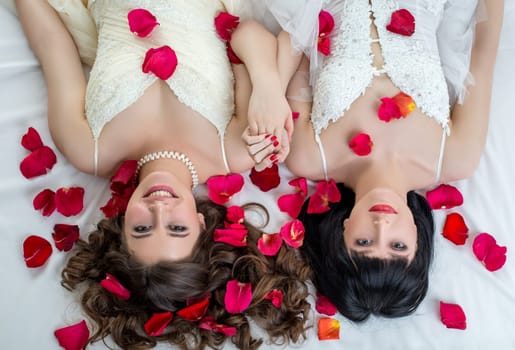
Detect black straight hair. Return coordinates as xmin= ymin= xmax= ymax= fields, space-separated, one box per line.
xmin=299 ymin=183 xmax=434 ymax=321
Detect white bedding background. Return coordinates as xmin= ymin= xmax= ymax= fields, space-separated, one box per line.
xmin=1 ymin=2 xmax=514 ymax=349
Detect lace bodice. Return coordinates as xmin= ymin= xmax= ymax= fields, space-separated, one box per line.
xmin=85 ymin=0 xmax=233 ymax=140
xmin=311 ymin=0 xmax=468 ymax=135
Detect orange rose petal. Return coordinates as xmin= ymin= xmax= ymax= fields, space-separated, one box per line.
xmin=318 ymin=317 xmax=340 ymax=340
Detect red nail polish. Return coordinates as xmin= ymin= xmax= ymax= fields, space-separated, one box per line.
xmin=270 ymin=154 xmax=277 ymax=161
xmin=273 ymin=141 xmax=279 ymax=147
xmin=271 ymin=135 xmax=277 ymax=142
xmin=265 ymin=134 xmax=271 ymax=138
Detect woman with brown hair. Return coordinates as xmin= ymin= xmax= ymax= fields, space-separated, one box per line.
xmin=15 ymin=0 xmax=309 ymax=348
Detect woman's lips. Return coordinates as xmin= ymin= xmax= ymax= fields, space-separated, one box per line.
xmin=144 ymin=185 xmax=177 ymax=198
xmin=369 ymin=204 xmax=397 ymax=214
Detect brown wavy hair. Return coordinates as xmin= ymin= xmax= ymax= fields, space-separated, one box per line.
xmin=62 ymin=199 xmax=311 ymax=350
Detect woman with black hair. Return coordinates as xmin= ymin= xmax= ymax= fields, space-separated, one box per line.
xmin=283 ymin=0 xmax=504 ymax=321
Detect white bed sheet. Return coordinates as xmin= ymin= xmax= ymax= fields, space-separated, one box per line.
xmin=1 ymin=2 xmax=514 ymax=349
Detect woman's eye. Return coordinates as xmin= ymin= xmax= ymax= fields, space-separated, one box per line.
xmin=392 ymin=242 xmax=407 ymax=250
xmin=168 ymin=225 xmax=187 ymax=232
xmin=356 ymin=239 xmax=372 ymax=246
xmin=134 ymin=225 xmax=151 ymax=233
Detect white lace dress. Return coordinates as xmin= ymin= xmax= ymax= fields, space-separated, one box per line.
xmin=309 ymin=0 xmax=479 ymax=136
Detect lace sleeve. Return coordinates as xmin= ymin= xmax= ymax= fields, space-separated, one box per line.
xmin=436 ymin=0 xmax=481 ymax=105
xmin=48 ymin=0 xmax=97 ymax=66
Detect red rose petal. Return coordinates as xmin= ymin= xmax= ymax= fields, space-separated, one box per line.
xmin=100 ymin=273 xmax=131 ymax=300
xmin=318 ymin=37 xmax=331 ymax=56
xmin=33 ymin=189 xmax=56 ymax=216
xmin=292 ymin=112 xmax=300 ymax=120
xmin=23 ymin=235 xmax=53 ymax=268
xmin=176 ymin=298 xmax=209 ymax=321
xmin=55 ymin=187 xmax=85 ymax=217
xmin=378 ymin=97 xmax=402 ymax=122
xmin=226 ymin=205 xmax=244 ymax=224
xmin=110 ymin=160 xmax=137 ymax=194
xmin=318 ymin=318 xmax=340 ymax=341
xmin=439 ymin=301 xmax=466 ymax=330
xmin=264 ymin=289 xmax=283 ymax=309
xmin=20 ymin=146 xmax=57 ymax=179
xmin=214 ymin=12 xmax=240 ymax=41
xmin=442 ymin=213 xmax=469 ymax=245
xmin=315 ymin=293 xmax=338 ymax=316
xmin=386 ymin=9 xmax=415 ymax=36
xmin=473 ymin=233 xmax=507 ymax=272
xmin=278 ymin=193 xmax=306 ymax=219
xmin=349 ymin=133 xmax=373 ymax=156
xmin=206 ymin=173 xmax=244 ymax=205
xmin=54 ymin=320 xmax=90 ymax=350
xmin=127 ymin=8 xmax=159 ymax=38
xmin=21 ymin=127 xmax=44 ymax=151
xmin=249 ymin=163 xmax=281 ymax=192
xmin=52 ymin=224 xmax=80 ymax=252
xmin=307 ymin=179 xmax=341 ymax=214
xmin=214 ymin=228 xmax=248 ymax=247
xmin=226 ymin=42 xmax=243 ymax=64
xmin=198 ymin=316 xmax=237 ymax=337
xmin=257 ymin=233 xmax=283 ymax=256
xmin=144 ymin=311 xmax=173 ymax=337
xmin=142 ymin=46 xmax=178 ymax=80
xmin=224 ymin=280 xmax=252 ymax=314
xmin=426 ymin=184 xmax=464 ymax=210
xmin=280 ymin=219 xmax=305 ymax=249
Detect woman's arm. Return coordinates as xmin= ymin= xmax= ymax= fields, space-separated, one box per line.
xmin=16 ymin=0 xmax=95 ymax=174
xmin=442 ymin=0 xmax=504 ymax=181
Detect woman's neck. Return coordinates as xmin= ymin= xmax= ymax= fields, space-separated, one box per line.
xmin=345 ymin=156 xmax=411 ymax=202
xmin=138 ymin=158 xmax=194 ymax=189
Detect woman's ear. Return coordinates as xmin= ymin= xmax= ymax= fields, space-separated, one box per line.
xmin=198 ymin=213 xmax=206 ymax=230
xmin=343 ymin=218 xmax=349 ymax=230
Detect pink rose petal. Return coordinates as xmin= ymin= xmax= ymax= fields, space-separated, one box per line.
xmin=315 ymin=293 xmax=338 ymax=316
xmin=264 ymin=289 xmax=283 ymax=309
xmin=206 ymin=173 xmax=244 ymax=205
xmin=128 ymin=8 xmax=159 ymax=38
xmin=100 ymin=273 xmax=131 ymax=300
xmin=142 ymin=46 xmax=178 ymax=80
xmin=349 ymin=133 xmax=373 ymax=156
xmin=440 ymin=301 xmax=466 ymax=330
xmin=280 ymin=219 xmax=305 ymax=248
xmin=426 ymin=184 xmax=464 ymax=210
xmin=224 ymin=280 xmax=252 ymax=314
xmin=473 ymin=233 xmax=507 ymax=272
xmin=257 ymin=233 xmax=283 ymax=256
xmin=54 ymin=320 xmax=90 ymax=350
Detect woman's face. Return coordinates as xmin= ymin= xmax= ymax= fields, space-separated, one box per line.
xmin=123 ymin=172 xmax=204 ymax=265
xmin=343 ymin=188 xmax=417 ymax=261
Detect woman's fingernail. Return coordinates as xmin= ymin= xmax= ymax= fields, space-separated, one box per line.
xmin=270 ymin=154 xmax=278 ymax=161
xmin=271 ymin=135 xmax=277 ymax=142
xmin=273 ymin=141 xmax=279 ymax=147
xmin=265 ymin=134 xmax=271 ymax=138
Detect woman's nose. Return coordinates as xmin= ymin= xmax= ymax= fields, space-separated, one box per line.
xmin=373 ymin=215 xmax=391 ymax=225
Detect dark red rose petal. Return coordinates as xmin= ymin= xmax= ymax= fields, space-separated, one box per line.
xmin=55 ymin=187 xmax=85 ymax=217
xmin=20 ymin=146 xmax=57 ymax=179
xmin=214 ymin=12 xmax=240 ymax=41
xmin=33 ymin=188 xmax=56 ymax=216
xmin=52 ymin=224 xmax=80 ymax=252
xmin=110 ymin=160 xmax=137 ymax=194
xmin=249 ymin=163 xmax=280 ymax=192
xmin=21 ymin=127 xmax=44 ymax=151
xmin=198 ymin=316 xmax=237 ymax=337
xmin=23 ymin=235 xmax=53 ymax=268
